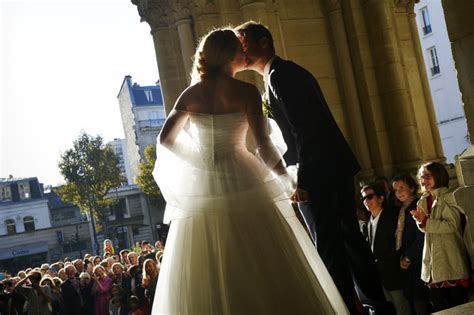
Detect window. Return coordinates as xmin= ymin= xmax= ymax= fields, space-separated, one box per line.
xmin=19 ymin=183 xmax=30 ymax=199
xmin=144 ymin=90 xmax=153 ymax=102
xmin=428 ymin=47 xmax=441 ymax=76
xmin=1 ymin=186 xmax=12 ymax=201
xmin=23 ymin=216 xmax=35 ymax=232
xmin=5 ymin=219 xmax=16 ymax=235
xmin=420 ymin=6 xmax=432 ymax=35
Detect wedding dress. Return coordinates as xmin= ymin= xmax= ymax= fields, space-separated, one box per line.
xmin=152 ymin=110 xmax=348 ymax=314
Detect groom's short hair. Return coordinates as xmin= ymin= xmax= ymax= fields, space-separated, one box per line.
xmin=235 ymin=21 xmax=275 ymax=53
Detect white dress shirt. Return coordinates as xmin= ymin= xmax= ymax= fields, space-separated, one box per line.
xmin=369 ymin=208 xmax=383 ymax=252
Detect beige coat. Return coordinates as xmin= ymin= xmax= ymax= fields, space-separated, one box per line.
xmin=417 ymin=187 xmax=469 ymax=283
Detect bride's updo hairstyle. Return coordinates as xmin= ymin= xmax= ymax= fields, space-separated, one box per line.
xmin=190 ymin=28 xmax=241 ymax=84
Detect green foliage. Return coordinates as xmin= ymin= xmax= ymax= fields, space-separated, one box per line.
xmin=136 ymin=144 xmax=161 ymax=198
xmin=57 ymin=132 xmax=125 ymax=220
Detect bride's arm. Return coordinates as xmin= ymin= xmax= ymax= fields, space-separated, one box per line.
xmin=159 ymin=99 xmax=189 ymax=148
xmin=245 ymin=85 xmax=286 ymax=176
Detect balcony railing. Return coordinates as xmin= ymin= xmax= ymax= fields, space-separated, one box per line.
xmin=430 ymin=65 xmax=440 ymax=76
xmin=423 ymin=24 xmax=432 ymax=35
xmin=138 ymin=119 xmax=165 ymax=131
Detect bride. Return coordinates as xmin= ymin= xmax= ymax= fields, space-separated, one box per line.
xmin=152 ymin=28 xmax=348 ymax=314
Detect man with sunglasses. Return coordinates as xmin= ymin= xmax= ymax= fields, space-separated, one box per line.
xmin=361 ymin=184 xmax=410 ymax=315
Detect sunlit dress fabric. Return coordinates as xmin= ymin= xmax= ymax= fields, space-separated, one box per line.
xmin=152 ymin=111 xmax=348 ymax=315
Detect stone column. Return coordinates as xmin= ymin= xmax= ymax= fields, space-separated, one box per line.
xmin=172 ymin=2 xmax=195 ymax=83
xmin=238 ymin=0 xmax=269 ymax=88
xmin=442 ymin=0 xmax=474 ymax=255
xmin=325 ymin=0 xmax=372 ymax=175
xmin=363 ymin=0 xmax=422 ymax=169
xmin=132 ymin=0 xmax=187 ymax=114
xmin=393 ymin=0 xmax=445 ymax=162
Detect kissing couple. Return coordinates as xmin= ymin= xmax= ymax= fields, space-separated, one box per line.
xmin=152 ymin=22 xmax=391 ymax=315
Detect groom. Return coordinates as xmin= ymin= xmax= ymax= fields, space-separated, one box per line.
xmin=236 ymin=22 xmax=389 ymax=313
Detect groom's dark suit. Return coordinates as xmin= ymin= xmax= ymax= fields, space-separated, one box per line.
xmin=267 ymin=56 xmax=387 ymax=312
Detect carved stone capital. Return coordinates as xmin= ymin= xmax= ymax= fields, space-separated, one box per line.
xmin=171 ymin=0 xmax=193 ymax=22
xmin=132 ymin=0 xmax=171 ymax=29
xmin=325 ymin=0 xmax=342 ymax=12
xmin=394 ymin=0 xmax=416 ymax=13
xmin=193 ymin=0 xmax=219 ymax=16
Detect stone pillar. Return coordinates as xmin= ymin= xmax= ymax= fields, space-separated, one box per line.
xmin=325 ymin=0 xmax=372 ymax=176
xmin=394 ymin=0 xmax=445 ymax=162
xmin=442 ymin=0 xmax=474 ymax=253
xmin=363 ymin=0 xmax=422 ymax=170
xmin=172 ymin=2 xmax=196 ymax=83
xmin=132 ymin=0 xmax=187 ymax=114
xmin=238 ymin=0 xmax=269 ymax=88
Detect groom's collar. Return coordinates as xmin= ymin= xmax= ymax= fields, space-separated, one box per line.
xmin=263 ymin=56 xmax=277 ymax=83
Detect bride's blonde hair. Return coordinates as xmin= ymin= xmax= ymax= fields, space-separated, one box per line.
xmin=190 ymin=28 xmax=241 ymax=84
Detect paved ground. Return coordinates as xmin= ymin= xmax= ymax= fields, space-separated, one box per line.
xmin=433 ymin=301 xmax=474 ymax=314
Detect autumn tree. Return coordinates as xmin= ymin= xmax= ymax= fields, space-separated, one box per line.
xmin=136 ymin=144 xmax=161 ymax=198
xmin=57 ymin=132 xmax=124 ymax=254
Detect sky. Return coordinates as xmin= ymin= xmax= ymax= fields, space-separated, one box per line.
xmin=1 ymin=0 xmax=158 ymax=186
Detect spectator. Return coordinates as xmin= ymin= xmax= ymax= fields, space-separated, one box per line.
xmin=13 ymin=270 xmax=52 ymax=315
xmin=141 ymin=259 xmax=159 ymax=310
xmin=119 ymin=250 xmax=130 ymax=266
xmin=92 ymin=265 xmax=113 ymax=315
xmin=93 ymin=256 xmax=102 ymax=266
xmin=103 ymin=239 xmax=115 ymax=255
xmin=79 ymin=272 xmax=93 ymax=315
xmin=72 ymin=260 xmax=84 ymax=275
xmin=375 ymin=175 xmax=399 ymax=213
xmin=361 ymin=183 xmax=410 ymax=314
xmin=112 ymin=263 xmax=132 ymax=306
xmin=411 ymin=162 xmax=470 ymax=312
xmin=40 ymin=276 xmax=62 ymax=315
xmin=127 ymin=252 xmax=139 ymax=267
xmin=392 ymin=174 xmax=430 ymax=314
xmin=60 ymin=265 xmax=82 ymax=315
xmin=128 ymin=295 xmax=145 ymax=315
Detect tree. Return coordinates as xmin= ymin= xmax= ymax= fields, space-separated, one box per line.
xmin=57 ymin=132 xmax=125 ymax=254
xmin=136 ymin=144 xmax=161 ymax=198
xmin=136 ymin=144 xmax=161 ymax=242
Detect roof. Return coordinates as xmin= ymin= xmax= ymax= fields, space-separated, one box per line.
xmin=118 ymin=75 xmax=164 ymax=107
xmin=45 ymin=190 xmax=78 ymax=210
xmin=0 ymin=177 xmax=37 ymax=184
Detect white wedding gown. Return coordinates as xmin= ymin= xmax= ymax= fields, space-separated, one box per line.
xmin=152 ymin=111 xmax=348 ymax=315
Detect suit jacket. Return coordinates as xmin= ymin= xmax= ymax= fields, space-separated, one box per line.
xmin=60 ymin=278 xmax=82 ymax=315
xmin=267 ymin=57 xmax=360 ymax=190
xmin=371 ymin=208 xmax=405 ymax=290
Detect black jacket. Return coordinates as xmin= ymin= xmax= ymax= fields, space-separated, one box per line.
xmin=267 ymin=57 xmax=360 ymax=190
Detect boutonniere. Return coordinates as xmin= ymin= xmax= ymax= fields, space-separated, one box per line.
xmin=262 ymin=91 xmax=271 ymax=117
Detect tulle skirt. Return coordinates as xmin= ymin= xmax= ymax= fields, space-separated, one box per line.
xmin=152 ymin=115 xmax=348 ymax=314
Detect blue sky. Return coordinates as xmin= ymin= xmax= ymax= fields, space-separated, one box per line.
xmin=1 ymin=0 xmax=158 ymax=186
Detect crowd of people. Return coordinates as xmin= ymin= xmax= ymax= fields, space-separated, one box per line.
xmin=356 ymin=162 xmax=472 ymax=314
xmin=0 ymin=239 xmax=164 ymax=315
xmin=0 ymin=161 xmax=472 ymax=315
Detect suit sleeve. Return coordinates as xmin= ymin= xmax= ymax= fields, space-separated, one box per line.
xmin=269 ymin=67 xmax=325 ymax=190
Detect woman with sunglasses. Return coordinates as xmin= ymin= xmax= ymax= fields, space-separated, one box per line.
xmin=392 ymin=174 xmax=430 ymax=314
xmin=411 ymin=162 xmax=470 ymax=312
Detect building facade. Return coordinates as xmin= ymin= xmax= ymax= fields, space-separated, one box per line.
xmin=117 ymin=75 xmax=165 ymax=184
xmin=415 ymin=0 xmax=470 ymax=163
xmin=101 ymin=185 xmax=165 ymax=250
xmin=131 ymin=0 xmax=447 ymax=180
xmin=0 ymin=177 xmax=91 ymax=273
xmin=108 ymin=138 xmax=133 ymax=185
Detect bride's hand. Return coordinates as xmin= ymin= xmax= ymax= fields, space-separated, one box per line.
xmin=291 ymin=188 xmax=309 ymax=203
